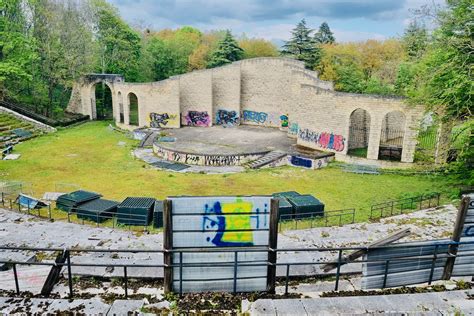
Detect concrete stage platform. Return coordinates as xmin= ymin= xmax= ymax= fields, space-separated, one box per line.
xmin=152 ymin=126 xmax=333 ymax=168
xmin=157 ymin=126 xmax=296 ymax=156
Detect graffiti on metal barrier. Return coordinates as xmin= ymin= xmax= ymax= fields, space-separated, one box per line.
xmin=216 ymin=109 xmax=239 ymax=126
xmin=202 ymin=198 xmax=268 ymax=247
xmin=298 ymin=128 xmax=345 ymax=152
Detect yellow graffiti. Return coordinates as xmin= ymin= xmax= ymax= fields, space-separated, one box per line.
xmin=221 ymin=199 xmax=253 ymax=244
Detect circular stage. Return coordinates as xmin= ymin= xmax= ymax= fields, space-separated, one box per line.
xmin=158 ymin=126 xmax=295 ymax=155
xmin=153 ymin=126 xmax=296 ymax=167
xmin=152 ymin=125 xmax=334 ymax=169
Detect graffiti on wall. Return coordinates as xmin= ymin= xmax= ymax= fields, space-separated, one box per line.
xmin=298 ymin=128 xmax=345 ymax=152
xmin=155 ymin=146 xmax=260 ymax=166
xmin=289 ymin=123 xmax=299 ymax=136
xmin=149 ymin=112 xmax=178 ymax=128
xmin=202 ymin=198 xmax=268 ymax=247
xmin=242 ymin=110 xmax=268 ymax=124
xmin=184 ymin=111 xmax=211 ymax=127
xmin=280 ymin=114 xmax=289 ymax=128
xmin=216 ymin=109 xmax=239 ymax=126
xmin=289 ymin=156 xmax=312 ymax=168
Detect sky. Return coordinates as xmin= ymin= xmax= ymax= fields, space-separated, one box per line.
xmin=109 ymin=0 xmax=444 ymax=44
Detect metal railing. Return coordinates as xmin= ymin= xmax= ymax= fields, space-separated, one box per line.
xmin=370 ymin=192 xmax=441 ymax=219
xmin=278 ymin=208 xmax=356 ymax=231
xmin=0 ymin=240 xmax=472 ymax=298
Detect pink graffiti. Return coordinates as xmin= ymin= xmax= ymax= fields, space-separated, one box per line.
xmin=298 ymin=128 xmax=345 ymax=152
xmin=318 ymin=132 xmax=345 ymax=152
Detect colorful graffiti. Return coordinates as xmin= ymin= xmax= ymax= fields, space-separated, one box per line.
xmin=184 ymin=111 xmax=210 ymax=127
xmin=289 ymin=156 xmax=312 ymax=168
xmin=216 ymin=109 xmax=239 ymax=126
xmin=149 ymin=112 xmax=177 ymax=128
xmin=202 ymin=198 xmax=268 ymax=247
xmin=289 ymin=123 xmax=299 ymax=135
xmin=280 ymin=114 xmax=289 ymax=128
xmin=242 ymin=110 xmax=268 ymax=124
xmin=298 ymin=128 xmax=345 ymax=152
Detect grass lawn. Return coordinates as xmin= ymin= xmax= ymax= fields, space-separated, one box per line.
xmin=0 ymin=121 xmax=461 ymax=224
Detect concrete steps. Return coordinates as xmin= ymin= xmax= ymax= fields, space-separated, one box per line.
xmin=246 ymin=151 xmax=287 ymax=169
xmin=139 ymin=131 xmax=159 ymax=148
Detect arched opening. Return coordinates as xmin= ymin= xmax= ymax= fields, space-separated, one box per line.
xmin=379 ymin=111 xmax=405 ymax=161
xmin=94 ymin=82 xmax=113 ymax=120
xmin=117 ymin=91 xmax=124 ymax=123
xmin=128 ymin=92 xmax=139 ymax=126
xmin=348 ymin=108 xmax=371 ymax=158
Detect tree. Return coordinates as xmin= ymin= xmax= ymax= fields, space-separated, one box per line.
xmin=314 ymin=22 xmax=335 ymax=44
xmin=402 ymin=21 xmax=428 ymax=59
xmin=239 ymin=36 xmax=278 ymax=58
xmin=91 ymin=0 xmax=141 ymax=81
xmin=0 ymin=0 xmax=37 ymax=100
xmin=207 ymin=30 xmax=243 ymax=68
xmin=281 ymin=19 xmax=320 ymax=68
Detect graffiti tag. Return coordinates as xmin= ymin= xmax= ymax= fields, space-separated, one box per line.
xmin=289 ymin=123 xmax=299 ymax=135
xmin=280 ymin=114 xmax=289 ymax=128
xmin=298 ymin=128 xmax=345 ymax=152
xmin=185 ymin=111 xmax=210 ymax=127
xmin=242 ymin=110 xmax=268 ymax=124
xmin=289 ymin=156 xmax=313 ymax=168
xmin=216 ymin=109 xmax=239 ymax=126
xmin=149 ymin=112 xmax=176 ymax=128
xmin=202 ymin=198 xmax=268 ymax=247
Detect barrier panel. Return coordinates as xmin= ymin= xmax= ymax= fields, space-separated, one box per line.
xmin=163 ymin=196 xmax=279 ymax=294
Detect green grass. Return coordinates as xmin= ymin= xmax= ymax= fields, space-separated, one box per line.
xmin=0 ymin=121 xmax=460 ymax=225
xmin=347 ymin=147 xmax=368 ymax=158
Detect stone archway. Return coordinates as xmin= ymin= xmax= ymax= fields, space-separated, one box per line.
xmin=91 ymin=82 xmax=113 ymax=120
xmin=117 ymin=91 xmax=124 ymax=123
xmin=348 ymin=108 xmax=371 ymax=158
xmin=379 ymin=111 xmax=406 ymax=161
xmin=127 ymin=92 xmax=139 ymax=126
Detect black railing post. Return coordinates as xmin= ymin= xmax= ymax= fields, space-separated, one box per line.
xmin=66 ymin=250 xmax=73 ymax=298
xmin=285 ymin=264 xmax=290 ymax=295
xmin=13 ymin=263 xmax=20 ymax=295
xmin=179 ymin=252 xmax=183 ymax=297
xmin=428 ymin=245 xmax=439 ymax=285
xmin=437 ymin=193 xmax=440 ymax=207
xmin=335 ymin=249 xmax=343 ymax=291
xmin=233 ymin=251 xmax=238 ymax=294
xmin=1 ymin=192 xmax=4 ymax=206
xmin=124 ymin=266 xmax=128 ymax=298
xmin=382 ymin=260 xmax=390 ymax=288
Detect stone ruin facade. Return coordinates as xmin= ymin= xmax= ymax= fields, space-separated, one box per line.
xmin=67 ymin=57 xmax=424 ymax=163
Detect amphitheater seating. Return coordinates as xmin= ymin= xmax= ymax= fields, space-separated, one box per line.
xmin=0 ymin=113 xmax=43 ymax=148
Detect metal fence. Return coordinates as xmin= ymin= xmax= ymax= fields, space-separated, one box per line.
xmin=1 ymin=239 xmax=473 ymax=298
xmin=370 ymin=192 xmax=441 ymax=220
xmin=278 ymin=209 xmax=356 ymax=231
xmin=1 ymin=190 xmax=442 ymax=232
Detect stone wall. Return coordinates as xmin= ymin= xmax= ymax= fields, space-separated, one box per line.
xmin=178 ymin=70 xmax=213 ymax=127
xmin=67 ymin=57 xmax=423 ymax=163
xmin=212 ymin=63 xmax=241 ymax=126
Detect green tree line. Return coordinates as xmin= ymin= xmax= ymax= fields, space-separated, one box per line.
xmin=0 ymin=0 xmax=279 ymax=117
